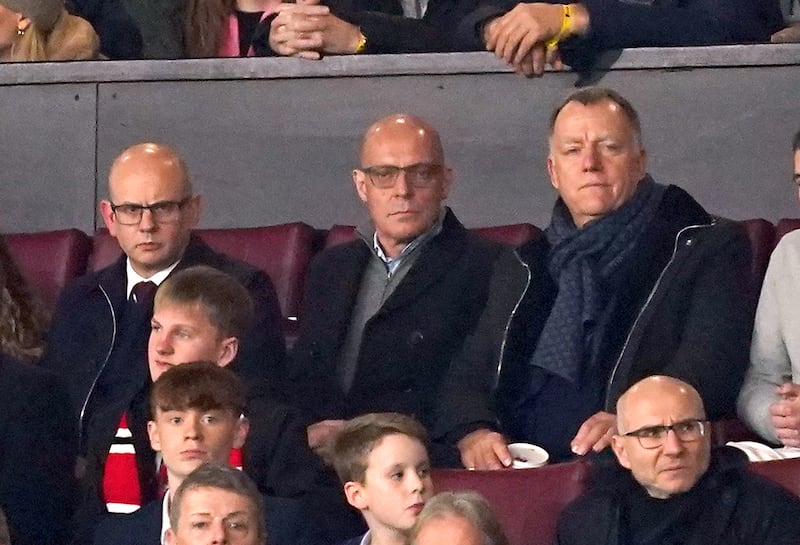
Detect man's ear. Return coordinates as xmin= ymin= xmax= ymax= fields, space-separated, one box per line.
xmin=636 ymin=147 xmax=648 ymax=179
xmin=233 ymin=416 xmax=249 ymax=449
xmin=547 ymin=154 xmax=559 ymax=191
xmin=184 ymin=194 xmax=203 ymax=229
xmin=147 ymin=420 xmax=162 ymax=452
xmin=100 ymin=200 xmax=118 ymax=236
xmin=611 ymin=435 xmax=631 ymax=470
xmin=165 ymin=528 xmax=177 ymax=545
xmin=217 ymin=337 xmax=239 ymax=367
xmin=343 ymin=480 xmax=368 ymax=510
xmin=440 ymin=167 xmax=454 ymax=200
xmin=352 ymin=170 xmax=369 ymax=203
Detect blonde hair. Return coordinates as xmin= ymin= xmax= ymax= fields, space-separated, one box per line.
xmin=12 ymin=10 xmax=98 ymax=61
xmin=11 ymin=19 xmax=49 ymax=61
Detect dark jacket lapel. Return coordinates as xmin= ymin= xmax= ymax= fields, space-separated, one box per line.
xmin=380 ymin=210 xmax=468 ymax=311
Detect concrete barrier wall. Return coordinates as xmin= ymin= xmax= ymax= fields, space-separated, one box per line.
xmin=1 ymin=46 xmax=798 ymax=234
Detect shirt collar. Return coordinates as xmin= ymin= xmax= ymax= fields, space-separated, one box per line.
xmin=359 ymin=530 xmax=372 ymax=545
xmin=369 ymin=207 xmax=446 ymax=272
xmin=126 ymin=259 xmax=181 ymax=299
xmin=160 ymin=492 xmax=171 ymax=545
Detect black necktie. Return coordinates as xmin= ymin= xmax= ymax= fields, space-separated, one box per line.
xmin=130 ymin=281 xmax=157 ymax=305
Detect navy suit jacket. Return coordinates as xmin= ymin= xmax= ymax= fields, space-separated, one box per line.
xmin=93 ymin=498 xmax=162 ymax=545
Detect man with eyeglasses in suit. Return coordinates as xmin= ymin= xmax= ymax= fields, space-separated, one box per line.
xmin=288 ymin=114 xmax=506 ymax=470
xmin=40 ymin=142 xmax=284 ymax=544
xmin=556 ymin=375 xmax=800 ymax=545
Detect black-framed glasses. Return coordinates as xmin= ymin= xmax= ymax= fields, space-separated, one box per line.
xmin=110 ymin=197 xmax=192 ymax=225
xmin=623 ymin=419 xmax=707 ymax=449
xmin=359 ymin=163 xmax=444 ymax=189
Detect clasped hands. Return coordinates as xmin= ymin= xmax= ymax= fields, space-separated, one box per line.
xmin=483 ymin=3 xmax=577 ymax=77
xmin=270 ymin=0 xmax=362 ymax=59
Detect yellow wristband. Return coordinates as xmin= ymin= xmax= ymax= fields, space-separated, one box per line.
xmin=354 ymin=31 xmax=367 ymax=54
xmin=545 ymin=4 xmax=573 ymax=49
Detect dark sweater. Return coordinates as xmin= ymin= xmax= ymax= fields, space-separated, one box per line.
xmin=557 ymin=448 xmax=800 ymax=545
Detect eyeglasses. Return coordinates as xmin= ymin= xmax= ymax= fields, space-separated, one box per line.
xmin=623 ymin=419 xmax=707 ymax=449
xmin=359 ymin=163 xmax=444 ymax=189
xmin=110 ymin=197 xmax=192 ymax=225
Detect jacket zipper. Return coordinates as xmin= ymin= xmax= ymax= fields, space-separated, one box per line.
xmin=78 ymin=284 xmax=118 ymax=448
xmin=604 ymin=220 xmax=715 ymax=410
xmin=494 ymin=251 xmax=532 ymax=389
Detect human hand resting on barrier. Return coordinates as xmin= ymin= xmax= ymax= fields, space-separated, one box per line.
xmin=503 ymin=44 xmax=563 ymax=77
xmin=457 ymin=428 xmax=512 ymax=470
xmin=570 ymin=410 xmax=616 ymax=455
xmin=482 ymin=3 xmax=587 ymax=76
xmin=770 ymin=383 xmax=800 ymax=447
xmin=270 ymin=1 xmax=363 ymax=59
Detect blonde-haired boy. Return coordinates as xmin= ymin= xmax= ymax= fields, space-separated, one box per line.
xmin=329 ymin=413 xmax=434 ymax=545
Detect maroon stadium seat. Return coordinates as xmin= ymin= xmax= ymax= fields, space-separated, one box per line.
xmin=90 ymin=224 xmax=316 ymax=327
xmin=775 ymin=218 xmax=800 ymax=241
xmin=710 ymin=418 xmax=763 ymax=447
xmin=323 ymin=225 xmax=360 ymax=248
xmin=431 ymin=460 xmax=591 ymax=545
xmin=749 ymin=457 xmax=800 ymax=498
xmin=6 ymin=229 xmax=92 ymax=309
xmin=739 ymin=218 xmax=776 ymax=293
xmin=197 ymin=224 xmax=316 ymax=325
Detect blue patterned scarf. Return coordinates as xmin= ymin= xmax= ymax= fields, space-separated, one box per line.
xmin=530 ymin=176 xmax=666 ymax=382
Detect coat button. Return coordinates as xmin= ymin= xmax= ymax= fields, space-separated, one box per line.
xmin=685 ymin=238 xmax=694 ymax=246
xmin=408 ymin=331 xmax=424 ymax=347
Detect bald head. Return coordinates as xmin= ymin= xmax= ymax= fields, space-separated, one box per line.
xmin=359 ymin=114 xmax=444 ymax=166
xmin=612 ymin=376 xmax=711 ymax=499
xmin=617 ymin=376 xmax=705 ymax=434
xmin=353 ymin=113 xmax=452 ymax=259
xmin=109 ymin=142 xmax=191 ymax=200
xmin=101 ymin=142 xmax=201 ymax=277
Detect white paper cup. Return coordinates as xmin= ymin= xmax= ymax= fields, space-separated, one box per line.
xmin=507 ymin=442 xmax=549 ymax=469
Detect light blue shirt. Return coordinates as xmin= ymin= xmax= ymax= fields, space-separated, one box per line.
xmin=370 ymin=209 xmax=445 ymax=276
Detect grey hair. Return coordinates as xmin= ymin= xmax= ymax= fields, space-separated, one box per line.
xmin=410 ymin=491 xmax=510 ymax=545
xmin=169 ymin=462 xmax=265 ymax=544
xmin=549 ymin=86 xmax=643 ymax=148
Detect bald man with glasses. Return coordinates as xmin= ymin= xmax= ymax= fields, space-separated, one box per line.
xmin=40 ymin=142 xmax=284 ymax=543
xmin=556 ymin=375 xmax=800 ymax=545
xmin=288 ymin=114 xmax=507 ymax=468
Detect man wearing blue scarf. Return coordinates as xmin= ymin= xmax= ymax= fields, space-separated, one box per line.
xmin=433 ymin=87 xmax=756 ymax=468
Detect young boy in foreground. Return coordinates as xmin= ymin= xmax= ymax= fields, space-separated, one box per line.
xmin=329 ymin=413 xmax=434 ymax=545
xmin=94 ymin=362 xmax=249 ymax=544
